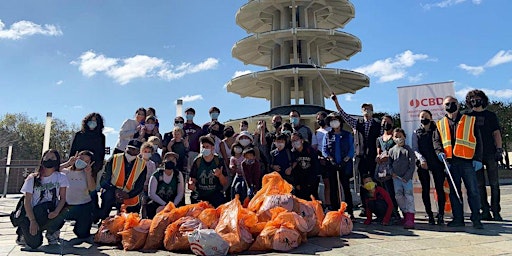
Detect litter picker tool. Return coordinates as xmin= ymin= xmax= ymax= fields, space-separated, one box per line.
xmin=310 ymin=57 xmax=334 ymax=94
xmin=441 ymin=157 xmax=463 ymax=205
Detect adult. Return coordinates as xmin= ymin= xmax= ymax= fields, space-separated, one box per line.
xmin=99 ymin=139 xmax=147 ymax=219
xmin=69 ymin=112 xmax=106 ymax=177
xmin=161 ymin=116 xmax=185 ymax=156
xmin=202 ymin=106 xmax=225 ymax=139
xmin=290 ymin=132 xmax=320 ymax=201
xmin=182 ymin=108 xmax=204 ymax=179
xmin=16 ymin=149 xmax=69 ymax=248
xmin=412 ymin=110 xmax=446 ymax=225
xmin=188 ymin=135 xmax=228 ymax=207
xmin=322 ymin=113 xmax=354 ymax=216
xmin=289 ymin=110 xmax=313 ymax=143
xmin=114 ymin=107 xmax=146 ymax=154
xmin=207 ymin=121 xmax=224 ymax=155
xmin=141 ymin=142 xmax=157 ymax=218
xmin=464 ymin=89 xmax=503 ymax=221
xmin=166 ymin=127 xmax=189 ymax=175
xmin=263 ymin=115 xmax=283 ymax=161
xmin=220 ymin=125 xmax=236 ymax=168
xmin=140 ymin=115 xmax=162 ymax=142
xmin=433 ymin=96 xmax=483 ymax=228
xmin=314 ymin=111 xmax=332 ymax=206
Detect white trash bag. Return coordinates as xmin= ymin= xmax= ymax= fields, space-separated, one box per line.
xmin=188 ymin=228 xmax=229 ymax=256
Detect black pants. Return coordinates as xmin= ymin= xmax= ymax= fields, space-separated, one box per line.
xmin=418 ymin=166 xmax=446 ymax=216
xmin=17 ymin=202 xmax=65 ymax=249
xmin=378 ymin=178 xmax=400 ymax=217
xmin=328 ymin=163 xmax=354 ymax=216
xmin=358 ymin=156 xmax=377 ymax=180
xmin=63 ymin=201 xmax=94 ymax=238
xmin=477 ymin=153 xmax=501 ymax=214
xmin=368 ymin=199 xmax=389 ymax=220
xmin=145 ymin=200 xmax=175 ymax=219
xmin=98 ymin=188 xmax=140 ymax=220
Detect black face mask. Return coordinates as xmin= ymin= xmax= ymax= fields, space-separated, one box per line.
xmin=164 ymin=161 xmax=175 ymax=170
xmin=317 ymin=120 xmax=326 ymax=127
xmin=445 ymin=102 xmax=458 ymax=113
xmin=224 ymin=130 xmax=235 ymax=138
xmin=470 ymin=99 xmax=483 ymax=108
xmin=273 ymin=122 xmax=282 ymax=129
xmin=42 ymin=159 xmax=58 ymax=168
xmin=382 ymin=123 xmax=393 ymax=131
xmin=420 ymin=118 xmax=430 ymax=125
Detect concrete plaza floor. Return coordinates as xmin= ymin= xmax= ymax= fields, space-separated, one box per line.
xmin=0 ymin=184 xmax=511 ymax=256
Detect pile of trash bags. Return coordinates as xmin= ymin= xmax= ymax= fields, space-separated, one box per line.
xmin=94 ymin=172 xmax=353 ymax=254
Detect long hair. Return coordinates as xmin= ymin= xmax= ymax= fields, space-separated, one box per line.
xmin=465 ymin=89 xmax=489 ymax=108
xmin=35 ymin=149 xmax=62 ymax=186
xmin=70 ymin=150 xmax=94 ymax=171
xmin=81 ymin=112 xmax=105 ymax=133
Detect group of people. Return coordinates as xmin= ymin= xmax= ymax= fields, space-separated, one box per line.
xmin=14 ymin=89 xmax=504 ymax=248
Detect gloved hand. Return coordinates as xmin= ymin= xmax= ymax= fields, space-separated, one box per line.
xmin=473 ymin=160 xmax=483 ymax=171
xmin=437 ymin=152 xmax=446 ymax=162
xmin=495 ymin=148 xmax=504 ymax=162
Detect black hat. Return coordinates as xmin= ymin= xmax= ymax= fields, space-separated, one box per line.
xmin=184 ymin=107 xmax=195 ymax=114
xmin=127 ymin=139 xmax=142 ymax=149
xmin=199 ymin=135 xmax=215 ymax=146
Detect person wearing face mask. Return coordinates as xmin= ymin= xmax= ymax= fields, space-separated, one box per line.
xmin=289 ymin=110 xmax=313 ymax=143
xmin=166 ymin=127 xmax=189 ymax=175
xmin=16 ymin=149 xmax=69 ymax=248
xmin=99 ymin=139 xmax=147 ymax=219
xmin=464 ymin=90 xmax=503 ymax=221
xmin=231 ymin=147 xmax=261 ymax=203
xmin=433 ymin=96 xmax=484 ymax=229
xmin=220 ymin=126 xmax=237 ymax=168
xmin=147 ymin=152 xmax=184 ymax=218
xmin=114 ymin=107 xmax=146 ymax=154
xmin=314 ymin=111 xmax=333 ymax=208
xmin=140 ymin=142 xmax=157 ymax=218
xmin=322 ymin=113 xmax=354 ymax=216
xmin=140 ymin=115 xmax=162 ymax=142
xmin=147 ymin=136 xmax=162 ymax=167
xmin=207 ymin=121 xmax=224 ymax=155
xmin=61 ymin=150 xmax=96 ymax=240
xmin=188 ymin=135 xmax=228 ymax=207
xmin=361 ymin=174 xmax=393 ymax=226
xmin=412 ymin=110 xmax=446 ymax=225
xmin=265 ymin=115 xmax=283 ymax=153
xmin=290 ymin=132 xmax=320 ymax=201
xmin=202 ymin=106 xmax=225 ymax=139
xmin=162 ymin=116 xmax=186 ymax=157
xmin=236 ymin=131 xmax=262 ymax=170
xmin=182 ymin=108 xmax=204 ymax=178
xmin=270 ymin=134 xmax=296 ymax=185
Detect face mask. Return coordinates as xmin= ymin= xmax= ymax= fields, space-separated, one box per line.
xmin=153 ymin=145 xmax=159 ymax=151
xmin=201 ymin=148 xmax=212 ymax=156
xmin=245 ymin=159 xmax=255 ymax=165
xmin=363 ymin=181 xmax=376 ymax=191
xmin=330 ymin=120 xmax=341 ymax=129
xmin=290 ymin=117 xmax=299 ymax=126
xmin=210 ymin=112 xmax=220 ymax=120
xmin=175 ymin=123 xmax=183 ymax=129
xmin=282 ymin=130 xmax=292 ymax=136
xmin=42 ymin=159 xmax=58 ymax=169
xmin=234 ymin=147 xmax=243 ymax=154
xmin=87 ymin=121 xmax=97 ymax=130
xmin=292 ymin=141 xmax=302 ymax=149
xmin=363 ymin=110 xmax=373 ymax=116
xmin=239 ymin=139 xmax=251 ymax=147
xmin=393 ymin=137 xmax=405 ymax=146
xmin=317 ymin=119 xmax=325 ymax=127
xmin=164 ymin=161 xmax=175 ymax=170
xmin=382 ymin=123 xmax=393 ymax=131
xmin=145 ymin=124 xmax=155 ymax=131
xmin=275 ymin=142 xmax=285 ymax=149
xmin=186 ymin=114 xmax=194 ymax=121
xmin=420 ymin=118 xmax=430 ymax=125
xmin=224 ymin=130 xmax=235 ymax=138
xmin=142 ymin=153 xmax=152 ymax=160
xmin=273 ymin=121 xmax=282 ymax=129
xmin=471 ymin=99 xmax=483 ymax=108
xmin=74 ymin=159 xmax=88 ymax=169
xmin=125 ymin=154 xmax=137 ymax=162
xmin=445 ymin=102 xmax=458 ymax=113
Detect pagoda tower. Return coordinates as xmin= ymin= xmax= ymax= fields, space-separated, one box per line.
xmin=226 ymin=0 xmax=369 ymax=110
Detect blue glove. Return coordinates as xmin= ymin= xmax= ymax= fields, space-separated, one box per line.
xmin=473 ymin=160 xmax=483 ymax=171
xmin=437 ymin=152 xmax=446 ymax=162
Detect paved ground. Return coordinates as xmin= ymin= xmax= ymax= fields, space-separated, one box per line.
xmin=1 ymin=184 xmax=511 ymax=256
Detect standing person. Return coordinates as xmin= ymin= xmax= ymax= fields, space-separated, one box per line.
xmin=314 ymin=111 xmax=332 ymax=205
xmin=264 ymin=115 xmax=283 ymax=153
xmin=220 ymin=125 xmax=236 ymax=168
xmin=207 ymin=121 xmax=224 ymax=155
xmin=98 ymin=140 xmax=147 ymax=219
xmin=231 ymin=148 xmax=261 ymax=203
xmin=61 ymin=150 xmax=96 ymax=240
xmin=166 ymin=127 xmax=189 ymax=175
xmin=322 ymin=113 xmax=354 ymax=216
xmin=270 ymin=134 xmax=296 ymax=185
xmin=465 ymin=89 xmax=503 ymax=221
xmin=289 ymin=110 xmax=313 ymax=143
xmin=188 ymin=135 xmax=228 ymax=207
xmin=16 ymin=149 xmax=69 ymax=248
xmin=162 ymin=116 xmax=185 ymax=156
xmin=202 ymin=106 xmax=225 ymax=139
xmin=147 ymin=152 xmax=184 ymax=218
xmin=183 ymin=108 xmax=204 ymax=181
xmin=433 ymin=96 xmax=483 ymax=229
xmin=412 ymin=110 xmax=446 ymax=225
xmin=331 ymin=93 xmax=381 ymax=206
xmin=291 ymin=132 xmax=320 ymax=201
xmin=114 ymin=107 xmax=146 ymax=154
xmin=388 ymin=128 xmax=416 ymax=229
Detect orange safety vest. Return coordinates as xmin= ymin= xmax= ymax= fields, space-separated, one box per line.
xmin=437 ymin=114 xmax=476 ymax=159
xmin=111 ymin=153 xmax=146 ymax=206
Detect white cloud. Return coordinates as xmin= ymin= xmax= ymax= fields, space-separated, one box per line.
xmin=354 ymin=50 xmax=429 ymax=83
xmin=232 ymin=70 xmax=252 ymax=78
xmin=72 ymin=51 xmax=218 ymax=85
xmin=458 ymin=50 xmax=512 ymax=75
xmin=103 ymin=126 xmax=118 ymax=135
xmin=0 ymin=19 xmax=62 ymax=40
xmin=56 ymin=80 xmax=63 ymax=85
xmin=422 ymin=0 xmax=482 ymax=10
xmin=456 ymin=87 xmax=512 ymax=100
xmin=180 ymin=95 xmax=203 ymax=103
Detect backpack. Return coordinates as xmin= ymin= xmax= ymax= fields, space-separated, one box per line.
xmin=194 ymin=154 xmax=221 ymax=170
xmin=10 ymin=195 xmax=27 ymax=227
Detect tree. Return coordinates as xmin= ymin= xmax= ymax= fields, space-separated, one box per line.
xmin=0 ymin=113 xmax=77 ymax=160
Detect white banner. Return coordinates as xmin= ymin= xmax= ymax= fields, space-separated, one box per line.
xmin=397 ymin=81 xmax=455 ymax=146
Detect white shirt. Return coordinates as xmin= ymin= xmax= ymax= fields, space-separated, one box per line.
xmin=144 ymin=159 xmax=157 ymax=187
xmin=21 ymin=172 xmax=69 ymax=207
xmin=115 ymin=119 xmax=139 ymax=151
xmin=62 ymin=168 xmax=92 ymax=205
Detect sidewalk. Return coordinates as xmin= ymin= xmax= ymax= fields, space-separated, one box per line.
xmin=1 ymin=185 xmax=511 ymax=256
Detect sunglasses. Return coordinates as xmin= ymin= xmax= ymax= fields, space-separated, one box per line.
xmin=175 ymin=121 xmax=184 ymax=124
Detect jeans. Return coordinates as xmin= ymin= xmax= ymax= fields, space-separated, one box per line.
xmin=17 ymin=202 xmax=65 ymax=249
xmin=418 ymin=166 xmax=446 ymax=215
xmin=392 ymin=178 xmax=415 ymax=213
xmin=63 ymin=201 xmax=94 ymax=239
xmin=447 ymin=159 xmax=481 ymax=222
xmin=477 ymin=153 xmax=501 ymax=214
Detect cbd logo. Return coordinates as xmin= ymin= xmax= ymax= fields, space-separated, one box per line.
xmin=409 ymin=98 xmax=443 ymax=108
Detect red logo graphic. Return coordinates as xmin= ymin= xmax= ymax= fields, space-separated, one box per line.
xmin=409 ymin=97 xmax=443 ymax=108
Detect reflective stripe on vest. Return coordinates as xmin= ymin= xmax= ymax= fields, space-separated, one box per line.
xmin=437 ymin=115 xmax=476 ymax=159
xmin=111 ymin=153 xmax=146 ymax=206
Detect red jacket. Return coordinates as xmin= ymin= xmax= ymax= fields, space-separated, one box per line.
xmin=365 ymin=186 xmax=393 ymax=224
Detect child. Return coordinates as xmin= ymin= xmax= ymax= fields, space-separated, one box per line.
xmin=229 ymin=142 xmax=245 ymax=199
xmin=270 ymin=134 xmax=296 ymax=185
xmin=362 ymin=174 xmax=393 ymax=226
xmin=388 ymin=128 xmax=416 ymax=229
xmin=240 ymin=148 xmax=261 ymax=202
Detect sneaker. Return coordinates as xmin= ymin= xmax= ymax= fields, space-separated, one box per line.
xmin=46 ymin=231 xmax=60 ymax=245
xmin=493 ymin=212 xmax=503 ymax=221
xmin=472 ymin=220 xmax=484 ymax=229
xmin=16 ymin=235 xmax=26 ymax=246
xmin=447 ymin=220 xmax=465 ymax=227
xmin=481 ymin=211 xmax=493 ymax=221
xmin=428 ymin=214 xmax=436 ymax=225
xmin=359 ymin=209 xmax=366 ymax=217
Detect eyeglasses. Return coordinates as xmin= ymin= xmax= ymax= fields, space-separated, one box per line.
xmin=175 ymin=121 xmax=184 ymax=124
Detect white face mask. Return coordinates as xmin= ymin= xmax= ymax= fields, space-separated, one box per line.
xmin=201 ymin=148 xmax=212 ymax=156
xmin=125 ymin=153 xmax=137 ymax=162
xmin=330 ymin=120 xmax=341 ymax=129
xmin=292 ymin=141 xmax=302 ymax=149
xmin=239 ymin=139 xmax=251 ymax=147
xmin=152 ymin=145 xmax=159 ymax=151
xmin=393 ymin=137 xmax=405 ymax=146
xmin=74 ymin=159 xmax=88 ymax=170
xmin=234 ymin=147 xmax=243 ymax=154
xmin=275 ymin=142 xmax=285 ymax=149
xmin=142 ymin=153 xmax=152 ymax=160
xmin=175 ymin=123 xmax=183 ymax=129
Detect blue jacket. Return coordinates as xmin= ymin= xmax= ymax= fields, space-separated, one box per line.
xmin=322 ymin=130 xmax=354 ymax=164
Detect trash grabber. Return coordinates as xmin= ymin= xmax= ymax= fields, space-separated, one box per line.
xmin=441 ymin=157 xmax=463 ymax=205
xmin=336 ymin=165 xmax=343 ymax=209
xmin=310 ymin=58 xmax=334 ymax=93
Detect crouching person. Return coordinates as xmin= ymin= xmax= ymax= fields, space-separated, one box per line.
xmin=362 ymin=175 xmax=393 ymax=226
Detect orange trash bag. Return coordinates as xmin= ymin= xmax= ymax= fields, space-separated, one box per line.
xmin=94 ymin=209 xmax=128 ymax=245
xmin=249 ymin=209 xmax=304 ymax=252
xmin=215 ymin=195 xmax=255 ymax=254
xmin=164 ymin=216 xmax=205 ymax=251
xmin=305 ymin=196 xmax=325 ymax=237
xmin=247 ymin=172 xmax=293 ymax=213
xmin=198 ymin=208 xmax=220 ymax=229
xmin=318 ymin=202 xmax=353 ymax=237
xmin=292 ymin=197 xmax=317 ymax=234
xmin=143 ymin=202 xmax=176 ymax=250
xmin=170 ymin=201 xmax=214 ymax=222
xmin=118 ymin=219 xmax=152 ymax=251
xmin=123 ymin=212 xmax=141 ymax=231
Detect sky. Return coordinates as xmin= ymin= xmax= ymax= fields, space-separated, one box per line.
xmin=1 ymin=0 xmax=511 ymax=154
